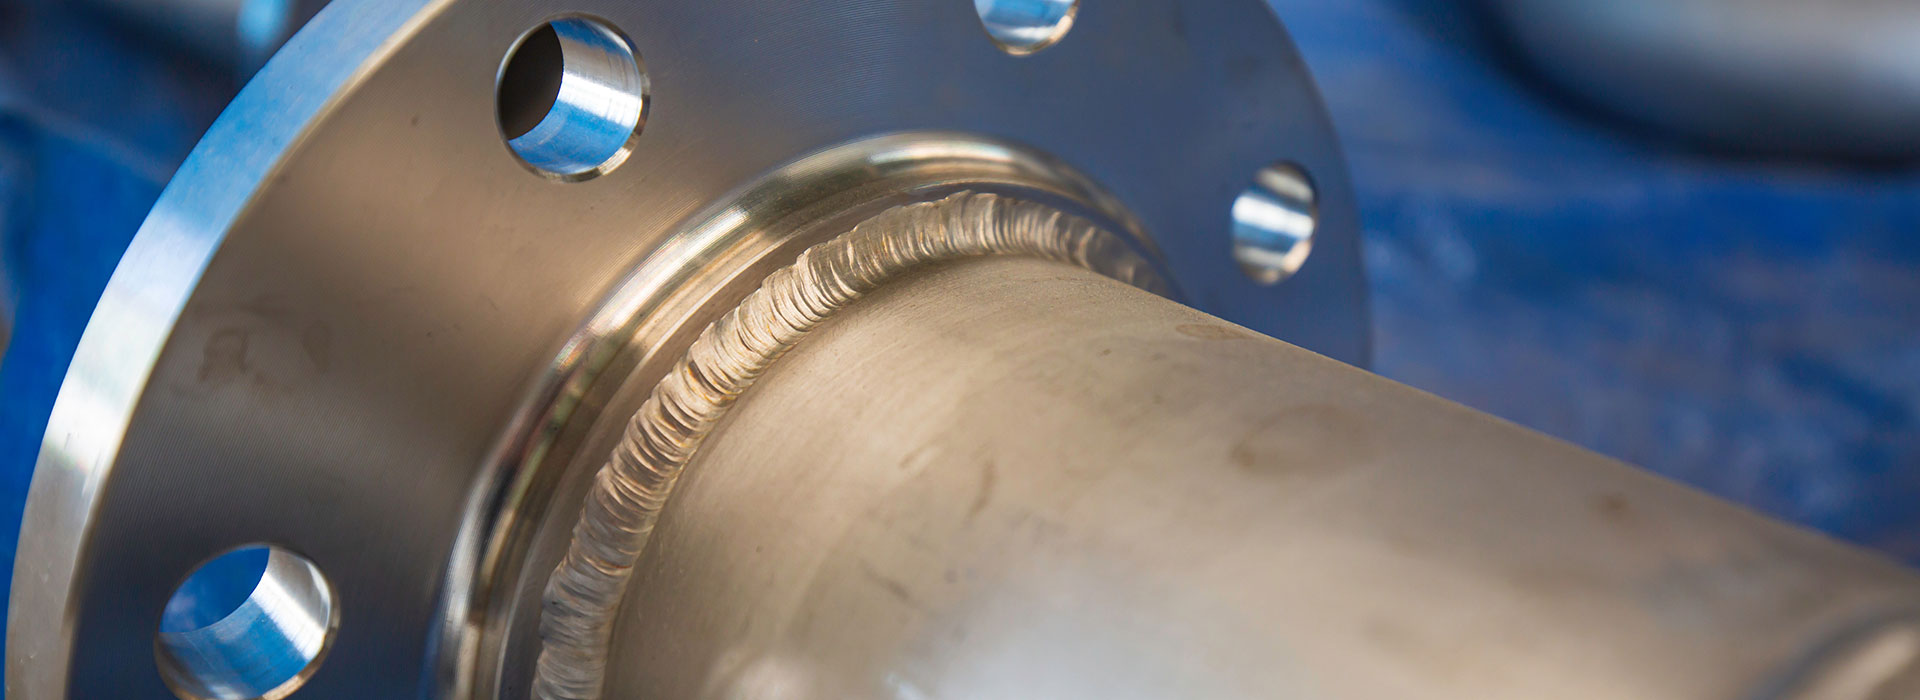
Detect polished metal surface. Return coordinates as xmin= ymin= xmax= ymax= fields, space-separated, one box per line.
xmin=16 ymin=0 xmax=1920 ymax=695
xmin=155 ymin=547 xmax=337 ymax=700
xmin=600 ymin=256 xmax=1920 ymax=699
xmin=499 ymin=17 xmax=649 ymax=181
xmin=1486 ymin=0 xmax=1920 ymax=158
xmin=446 ymin=133 xmax=1169 ymax=700
xmin=537 ymin=192 xmax=1164 ymax=699
xmin=10 ymin=0 xmax=1362 ymax=697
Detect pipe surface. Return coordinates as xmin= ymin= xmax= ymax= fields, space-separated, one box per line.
xmin=597 ymin=257 xmax=1920 ymax=699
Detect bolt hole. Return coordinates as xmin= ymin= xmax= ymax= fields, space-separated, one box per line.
xmin=497 ymin=24 xmax=564 ymax=140
xmin=1232 ymin=163 xmax=1318 ymax=286
xmin=155 ymin=545 xmax=338 ymax=700
xmin=975 ymin=0 xmax=1079 ymax=55
xmin=496 ymin=17 xmax=648 ymax=181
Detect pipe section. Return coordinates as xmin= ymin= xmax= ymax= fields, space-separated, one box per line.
xmin=590 ymin=256 xmax=1920 ymax=699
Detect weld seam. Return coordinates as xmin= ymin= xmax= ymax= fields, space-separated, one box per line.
xmin=532 ymin=191 xmax=1160 ymax=699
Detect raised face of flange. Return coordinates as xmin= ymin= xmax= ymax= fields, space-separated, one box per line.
xmin=8 ymin=0 xmax=1365 ymax=698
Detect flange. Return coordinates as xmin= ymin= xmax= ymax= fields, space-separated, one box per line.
xmin=8 ymin=0 xmax=1364 ymax=697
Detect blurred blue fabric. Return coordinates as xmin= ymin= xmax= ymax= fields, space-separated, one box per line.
xmin=1272 ymin=0 xmax=1920 ymax=557
xmin=0 ymin=0 xmax=236 ymax=656
xmin=1 ymin=0 xmax=1919 ymax=676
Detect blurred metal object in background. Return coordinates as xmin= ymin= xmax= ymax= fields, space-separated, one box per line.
xmin=1485 ymin=0 xmax=1920 ymax=158
xmin=77 ymin=0 xmax=328 ymax=73
xmin=1267 ymin=0 xmax=1920 ymax=564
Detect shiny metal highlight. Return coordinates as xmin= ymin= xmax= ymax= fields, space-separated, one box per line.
xmin=155 ymin=548 xmax=339 ymax=700
xmin=534 ymin=192 xmax=1162 ymax=700
xmin=974 ymin=0 xmax=1079 ymax=55
xmin=1231 ymin=162 xmax=1318 ymax=286
xmin=500 ymin=16 xmax=649 ymax=181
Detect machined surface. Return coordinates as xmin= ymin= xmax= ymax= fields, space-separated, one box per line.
xmin=601 ymin=256 xmax=1920 ymax=698
xmin=9 ymin=0 xmax=1364 ymax=697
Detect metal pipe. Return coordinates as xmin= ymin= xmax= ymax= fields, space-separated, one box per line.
xmin=537 ymin=192 xmax=1165 ymax=699
xmin=594 ymin=256 xmax=1920 ymax=699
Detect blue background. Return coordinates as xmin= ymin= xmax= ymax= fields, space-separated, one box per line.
xmin=2 ymin=0 xmax=1919 ymax=674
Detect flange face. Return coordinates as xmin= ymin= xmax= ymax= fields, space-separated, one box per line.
xmin=9 ymin=0 xmax=1364 ymax=697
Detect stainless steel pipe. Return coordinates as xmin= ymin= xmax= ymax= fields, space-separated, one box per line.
xmin=595 ymin=256 xmax=1920 ymax=699
xmin=14 ymin=0 xmax=1918 ymax=696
